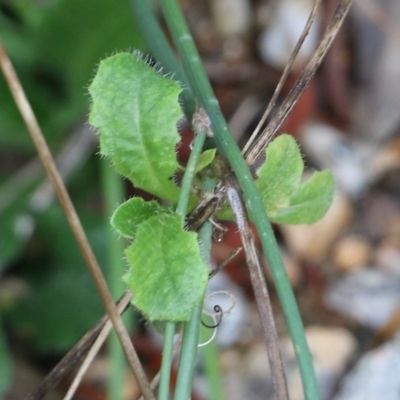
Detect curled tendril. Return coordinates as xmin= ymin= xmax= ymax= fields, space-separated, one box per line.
xmin=201 ymin=305 xmax=223 ymax=329
xmin=198 ymin=309 xmax=220 ymax=348
xmin=198 ymin=291 xmax=237 ymax=347
xmin=205 ymin=290 xmax=236 ymax=315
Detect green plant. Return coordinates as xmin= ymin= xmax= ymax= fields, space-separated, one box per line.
xmin=88 ymin=49 xmax=334 ymax=399
xmin=0 ymin=0 xmax=353 ymax=398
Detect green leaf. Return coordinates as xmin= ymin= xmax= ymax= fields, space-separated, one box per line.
xmin=194 ymin=149 xmax=216 ymax=174
xmin=124 ymin=213 xmax=209 ymax=321
xmin=111 ymin=197 xmax=171 ymax=239
xmin=271 ymin=171 xmax=335 ymax=224
xmin=89 ymin=53 xmax=183 ymax=202
xmin=255 ymin=134 xmax=303 ymax=215
xmin=256 ymin=134 xmax=334 ymax=225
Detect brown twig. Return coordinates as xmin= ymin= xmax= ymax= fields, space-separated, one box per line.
xmin=26 ymin=292 xmax=131 ymax=400
xmin=0 ymin=41 xmax=155 ymax=400
xmin=217 ymin=159 xmax=289 ymax=400
xmin=63 ymin=292 xmax=132 ymax=400
xmin=319 ymin=0 xmax=351 ymax=124
xmin=209 ymin=248 xmax=242 ymax=279
xmin=245 ymin=0 xmax=353 ymax=166
xmin=242 ymin=0 xmax=322 ymax=156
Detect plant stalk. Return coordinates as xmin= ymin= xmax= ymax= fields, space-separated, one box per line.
xmin=158 ymin=321 xmax=176 ymax=400
xmin=155 ymin=2 xmax=320 ymax=398
xmin=158 ymin=109 xmax=208 ymax=398
xmin=200 ymin=323 xmax=224 ymax=400
xmin=173 ymin=177 xmax=215 ymax=400
xmin=0 ymin=40 xmax=155 ymax=400
xmin=130 ymin=0 xmax=195 ymax=118
xmin=101 ymin=161 xmax=130 ymax=400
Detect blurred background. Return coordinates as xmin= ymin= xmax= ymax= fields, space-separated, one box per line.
xmin=2 ymin=0 xmax=400 ymax=399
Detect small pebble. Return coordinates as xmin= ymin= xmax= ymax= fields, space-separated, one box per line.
xmin=325 ymin=268 xmax=400 ymax=329
xmin=332 ymin=235 xmax=371 ymax=271
xmin=333 ymin=335 xmax=400 ymax=400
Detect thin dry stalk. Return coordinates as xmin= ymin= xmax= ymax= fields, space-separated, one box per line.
xmin=0 ymin=41 xmax=155 ymax=400
xmin=25 ymin=291 xmax=131 ymax=400
xmin=138 ymin=371 xmax=161 ymax=400
xmin=245 ymin=0 xmax=353 ymax=166
xmin=0 ymin=124 xmax=95 ymax=213
xmin=218 ymin=161 xmax=289 ymax=400
xmin=63 ymin=292 xmax=132 ymax=400
xmin=242 ymin=0 xmax=322 ymax=156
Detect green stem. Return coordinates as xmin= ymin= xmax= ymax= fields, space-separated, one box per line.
xmin=176 ymin=133 xmax=206 ymax=215
xmin=130 ymin=4 xmax=207 ymax=393
xmin=130 ymin=0 xmax=195 ymax=118
xmin=173 ymin=304 xmax=203 ymax=400
xmin=158 ymin=321 xmax=176 ymax=400
xmin=156 ymin=2 xmax=319 ymax=399
xmin=101 ymin=160 xmax=130 ymax=400
xmin=158 ymin=127 xmax=207 ymax=400
xmin=174 ymin=177 xmax=214 ymax=400
xmin=200 ymin=319 xmax=224 ymax=400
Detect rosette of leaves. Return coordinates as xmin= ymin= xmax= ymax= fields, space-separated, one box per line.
xmin=88 ymin=52 xmax=334 ymax=322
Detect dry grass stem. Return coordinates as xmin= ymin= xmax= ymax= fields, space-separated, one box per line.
xmin=0 ymin=41 xmax=155 ymax=400
xmin=24 ymin=291 xmax=132 ymax=400
xmin=242 ymin=0 xmax=322 ymax=156
xmin=218 ymin=160 xmax=289 ymax=400
xmin=63 ymin=292 xmax=132 ymax=400
xmin=245 ymin=0 xmax=353 ymax=166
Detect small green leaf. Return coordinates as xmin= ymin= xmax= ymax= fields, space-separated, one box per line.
xmin=194 ymin=149 xmax=216 ymax=174
xmin=124 ymin=213 xmax=209 ymax=321
xmin=111 ymin=198 xmax=168 ymax=239
xmin=89 ymin=53 xmax=182 ymax=202
xmin=271 ymin=171 xmax=335 ymax=224
xmin=255 ymin=134 xmax=334 ymax=224
xmin=255 ymin=134 xmax=303 ymax=215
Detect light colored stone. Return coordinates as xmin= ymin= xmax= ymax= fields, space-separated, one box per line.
xmin=333 ymin=335 xmax=400 ymax=400
xmin=332 ymin=235 xmax=372 ymax=271
xmin=210 ymin=0 xmax=252 ymax=38
xmin=238 ymin=326 xmax=356 ymax=400
xmin=325 ymin=268 xmax=400 ymax=329
xmin=281 ymin=191 xmax=354 ymax=262
xmin=375 ymin=243 xmax=400 ymax=276
xmin=280 ymin=326 xmax=357 ymax=400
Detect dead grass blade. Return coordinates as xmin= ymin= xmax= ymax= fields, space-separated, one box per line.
xmin=242 ymin=0 xmax=322 ymax=156
xmin=245 ymin=0 xmax=353 ymax=166
xmin=26 ymin=292 xmax=131 ymax=400
xmin=0 ymin=40 xmax=155 ymax=400
xmin=63 ymin=292 xmax=132 ymax=400
xmin=218 ymin=160 xmax=289 ymax=400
